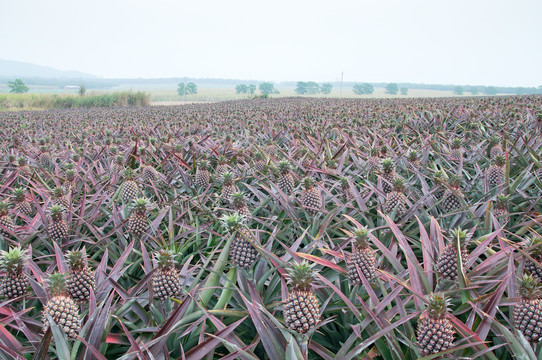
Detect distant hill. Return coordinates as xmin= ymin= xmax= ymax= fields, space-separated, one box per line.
xmin=0 ymin=58 xmax=97 ymax=79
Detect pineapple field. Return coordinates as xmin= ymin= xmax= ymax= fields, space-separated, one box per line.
xmin=1 ymin=95 xmax=542 ymax=359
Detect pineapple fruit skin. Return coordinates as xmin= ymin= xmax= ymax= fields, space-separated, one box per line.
xmin=283 ymin=290 xmax=320 ymax=334
xmin=514 ymin=298 xmax=542 ymax=342
xmin=416 ymin=315 xmax=455 ymax=355
xmin=347 ymin=248 xmax=376 ymax=284
xmin=152 ymin=269 xmax=182 ymax=300
xmin=0 ymin=274 xmax=29 ymax=299
xmin=43 ymin=296 xmax=81 ymax=339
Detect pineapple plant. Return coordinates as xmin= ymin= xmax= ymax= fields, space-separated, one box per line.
xmin=277 ymin=160 xmax=294 ymax=195
xmin=152 ymin=249 xmax=183 ymax=300
xmin=17 ymin=157 xmax=31 ymax=177
xmin=0 ymin=201 xmax=15 ymax=235
xmin=417 ymin=293 xmax=455 ymax=355
xmin=222 ymin=213 xmax=258 ymax=269
xmin=525 ymin=237 xmax=542 ymax=282
xmin=450 ymin=138 xmax=463 ymax=161
xmin=406 ymin=149 xmax=420 ymax=168
xmin=379 ymin=158 xmax=396 ymax=194
xmin=253 ymin=152 xmax=265 ymax=173
xmin=487 ymin=155 xmax=505 ymax=188
xmin=65 ymin=248 xmax=96 ymax=302
xmin=492 ymin=194 xmax=509 ymax=225
xmin=514 ymin=274 xmax=542 ymax=342
xmin=12 ymin=187 xmax=32 ymax=215
xmin=432 ymin=170 xmax=447 ymax=200
xmin=300 ymin=177 xmax=321 ymax=215
xmin=489 ymin=135 xmax=504 ymax=159
xmin=216 ymin=156 xmax=230 ymax=177
xmin=127 ymin=198 xmax=149 ymax=237
xmin=111 ymin=154 xmax=124 ymax=174
xmin=39 ymin=146 xmax=51 ymax=168
xmin=220 ymin=172 xmax=237 ymax=202
xmin=441 ymin=175 xmax=463 ymax=213
xmin=283 ymin=261 xmax=321 ymax=334
xmin=141 ymin=164 xmax=158 ymax=184
xmin=383 ymin=178 xmax=407 ymax=216
xmin=437 ymin=227 xmax=468 ymax=281
xmin=195 ymin=160 xmax=210 ymax=188
xmin=347 ymin=227 xmax=376 ymax=284
xmin=0 ymin=246 xmax=30 ymax=299
xmin=43 ymin=273 xmax=81 ymax=339
xmin=48 ymin=205 xmax=68 ymax=242
xmin=231 ymin=192 xmax=251 ymax=218
xmin=120 ymin=169 xmax=140 ymax=204
xmin=52 ymin=186 xmax=70 ymax=210
xmin=63 ymin=169 xmax=76 ymax=194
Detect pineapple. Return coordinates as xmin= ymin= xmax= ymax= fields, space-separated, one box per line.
xmin=0 ymin=246 xmax=30 ymax=299
xmin=492 ymin=194 xmax=509 ymax=225
xmin=231 ymin=192 xmax=251 ymax=219
xmin=195 ymin=160 xmax=210 ymax=188
xmin=379 ymin=158 xmax=396 ymax=194
xmin=12 ymin=188 xmax=32 ymax=216
xmin=141 ymin=164 xmax=158 ymax=184
xmin=525 ymin=237 xmax=542 ymax=282
xmin=52 ymin=186 xmax=70 ymax=210
xmin=367 ymin=148 xmax=380 ymax=173
xmin=253 ymin=152 xmax=266 ymax=174
xmin=417 ymin=293 xmax=455 ymax=355
xmin=300 ymin=177 xmax=321 ymax=215
xmin=283 ymin=261 xmax=320 ymax=334
xmin=63 ymin=169 xmax=76 ymax=195
xmin=489 ymin=135 xmax=504 ymax=159
xmin=437 ymin=227 xmax=468 ymax=281
xmin=441 ymin=175 xmax=463 ymax=213
xmin=48 ymin=205 xmax=68 ymax=242
xmin=120 ymin=169 xmax=140 ymax=204
xmin=487 ymin=155 xmax=505 ymax=188
xmin=383 ymin=178 xmax=407 ymax=216
xmin=347 ymin=227 xmax=376 ymax=284
xmin=514 ymin=274 xmax=542 ymax=342
xmin=0 ymin=202 xmax=15 ymax=236
xmin=222 ymin=213 xmax=258 ymax=269
xmin=152 ymin=249 xmax=183 ymax=300
xmin=17 ymin=157 xmax=31 ymax=177
xmin=450 ymin=138 xmax=463 ymax=161
xmin=221 ymin=172 xmax=237 ymax=202
xmin=43 ymin=273 xmax=81 ymax=339
xmin=39 ymin=146 xmax=51 ymax=168
xmin=127 ymin=198 xmax=149 ymax=237
xmin=406 ymin=149 xmax=420 ymax=168
xmin=65 ymin=248 xmax=96 ymax=303
xmin=277 ymin=160 xmax=294 ymax=195
xmin=432 ymin=171 xmax=447 ymax=201
xmin=340 ymin=177 xmax=352 ymax=199
xmin=216 ymin=156 xmax=230 ymax=177
xmin=111 ymin=154 xmax=124 ymax=174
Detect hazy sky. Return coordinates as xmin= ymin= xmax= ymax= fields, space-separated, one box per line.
xmin=1 ymin=0 xmax=541 ymax=86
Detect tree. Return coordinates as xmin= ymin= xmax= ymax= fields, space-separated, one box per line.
xmin=235 ymin=84 xmax=248 ymax=94
xmin=177 ymin=82 xmax=197 ymax=96
xmin=321 ymin=83 xmax=332 ymax=95
xmin=484 ymin=86 xmax=497 ymax=95
xmin=385 ymin=83 xmax=399 ymax=95
xmin=248 ymin=84 xmax=256 ymax=95
xmin=353 ymin=83 xmax=374 ymax=95
xmin=453 ymin=86 xmax=463 ymax=95
xmin=296 ymin=81 xmax=320 ymax=95
xmin=259 ymin=82 xmax=277 ymax=95
xmin=400 ymin=87 xmax=408 ymax=95
xmin=295 ymin=82 xmax=307 ymax=95
xmin=78 ymin=84 xmax=86 ymax=97
xmin=8 ymin=79 xmax=29 ymax=93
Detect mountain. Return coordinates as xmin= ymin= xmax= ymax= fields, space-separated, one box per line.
xmin=0 ymin=59 xmax=98 ymax=79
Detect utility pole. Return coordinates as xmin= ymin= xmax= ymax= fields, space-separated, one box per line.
xmin=340 ymin=72 xmax=344 ymax=98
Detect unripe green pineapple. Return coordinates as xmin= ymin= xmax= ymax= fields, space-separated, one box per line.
xmin=221 ymin=172 xmax=237 ymax=202
xmin=152 ymin=249 xmax=182 ymax=300
xmin=525 ymin=237 xmax=542 ymax=282
xmin=65 ymin=248 xmax=95 ymax=303
xmin=283 ymin=261 xmax=320 ymax=334
xmin=347 ymin=227 xmax=376 ymax=284
xmin=12 ymin=188 xmax=32 ymax=215
xmin=417 ymin=293 xmax=455 ymax=355
xmin=384 ymin=178 xmax=407 ymax=216
xmin=437 ymin=227 xmax=468 ymax=281
xmin=487 ymin=155 xmax=505 ymax=188
xmin=514 ymin=274 xmax=542 ymax=342
xmin=48 ymin=205 xmax=68 ymax=242
xmin=0 ymin=246 xmax=30 ymax=299
xmin=231 ymin=192 xmax=251 ymax=219
xmin=221 ymin=213 xmax=258 ymax=269
xmin=195 ymin=160 xmax=210 ymax=188
xmin=0 ymin=202 xmax=15 ymax=236
xmin=300 ymin=177 xmax=321 ymax=215
xmin=379 ymin=158 xmax=396 ymax=194
xmin=120 ymin=169 xmax=140 ymax=204
xmin=127 ymin=198 xmax=149 ymax=237
xmin=277 ymin=160 xmax=294 ymax=195
xmin=43 ymin=273 xmax=81 ymax=339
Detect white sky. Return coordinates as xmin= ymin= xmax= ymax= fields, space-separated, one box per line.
xmin=1 ymin=0 xmax=541 ymax=86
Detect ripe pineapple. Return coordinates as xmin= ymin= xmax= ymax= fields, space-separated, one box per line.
xmin=231 ymin=192 xmax=251 ymax=219
xmin=441 ymin=175 xmax=463 ymax=213
xmin=216 ymin=156 xmax=230 ymax=177
xmin=300 ymin=177 xmax=321 ymax=215
xmin=152 ymin=249 xmax=183 ymax=300
xmin=492 ymin=194 xmax=509 ymax=225
xmin=525 ymin=237 xmax=542 ymax=282
xmin=195 ymin=160 xmax=210 ymax=188
xmin=0 ymin=202 xmax=15 ymax=236
xmin=222 ymin=213 xmax=258 ymax=269
xmin=39 ymin=146 xmax=51 ymax=168
xmin=48 ymin=205 xmax=69 ymax=242
xmin=432 ymin=171 xmax=447 ymax=201
xmin=120 ymin=169 xmax=140 ymax=204
xmin=0 ymin=246 xmax=30 ymax=299
xmin=487 ymin=155 xmax=505 ymax=188
xmin=489 ymin=135 xmax=504 ymax=159
xmin=43 ymin=273 xmax=81 ymax=339
xmin=127 ymin=198 xmax=149 ymax=237
xmin=384 ymin=178 xmax=407 ymax=216
xmin=63 ymin=169 xmax=76 ymax=195
xmin=17 ymin=157 xmax=31 ymax=177
xmin=379 ymin=158 xmax=396 ymax=194
xmin=65 ymin=248 xmax=95 ymax=302
xmin=141 ymin=164 xmax=158 ymax=184
xmin=253 ymin=152 xmax=266 ymax=174
xmin=367 ymin=147 xmax=380 ymax=173
xmin=277 ymin=160 xmax=294 ymax=195
xmin=406 ymin=149 xmax=420 ymax=169
xmin=12 ymin=187 xmax=32 ymax=215
xmin=347 ymin=227 xmax=376 ymax=284
xmin=437 ymin=227 xmax=468 ymax=281
xmin=283 ymin=261 xmax=320 ymax=334
xmin=221 ymin=172 xmax=237 ymax=202
xmin=449 ymin=138 xmax=463 ymax=161
xmin=514 ymin=274 xmax=542 ymax=342
xmin=52 ymin=186 xmax=70 ymax=210
xmin=417 ymin=293 xmax=455 ymax=355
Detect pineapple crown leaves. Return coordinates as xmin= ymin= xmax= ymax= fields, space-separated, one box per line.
xmin=220 ymin=213 xmax=246 ymax=233
xmin=231 ymin=192 xmax=246 ymax=207
xmin=47 ymin=273 xmax=68 ymax=298
xmin=494 ymin=155 xmax=506 ymax=167
xmin=425 ymin=292 xmax=451 ymax=319
xmin=49 ymin=205 xmax=64 ymax=220
xmin=449 ymin=227 xmax=469 ymax=248
xmin=448 ymin=174 xmax=462 ymax=189
xmin=0 ymin=201 xmax=10 ymax=216
xmin=518 ymin=274 xmax=541 ymax=300
xmin=353 ymin=226 xmax=371 ymax=248
xmin=302 ymin=177 xmax=316 ymax=190
xmin=340 ymin=177 xmax=349 ymax=188
xmin=277 ymin=160 xmax=292 ymax=174
xmin=197 ymin=160 xmax=209 ymax=170
xmin=287 ymin=261 xmax=316 ymax=292
xmin=369 ymin=147 xmax=379 ymax=156
xmin=0 ymin=246 xmax=29 ymax=275
xmin=115 ymin=155 xmax=124 ymax=164
xmin=451 ymin=138 xmax=463 ymax=149
xmin=221 ymin=171 xmax=234 ymax=185
xmin=124 ymin=169 xmax=135 ymax=181
xmin=392 ymin=177 xmax=406 ymax=192
xmin=489 ymin=135 xmax=501 ymax=146
xmin=12 ymin=188 xmax=26 ymax=202
xmin=17 ymin=157 xmax=27 ymax=166
xmin=52 ymin=187 xmax=65 ymax=198
xmin=406 ymin=149 xmax=419 ymax=161
xmin=380 ymin=158 xmax=395 ymax=173
xmin=153 ymin=249 xmax=178 ymax=269
xmin=65 ymin=248 xmax=88 ymax=271
xmin=132 ymin=197 xmax=149 ymax=213
xmin=496 ymin=194 xmax=509 ymax=206
xmin=526 ymin=236 xmax=542 ymax=258
xmin=65 ymin=169 xmax=75 ymax=181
